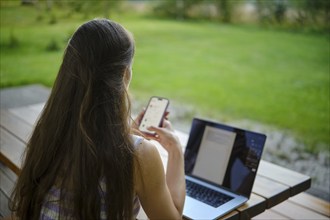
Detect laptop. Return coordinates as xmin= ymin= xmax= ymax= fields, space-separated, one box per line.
xmin=183 ymin=118 xmax=267 ymax=219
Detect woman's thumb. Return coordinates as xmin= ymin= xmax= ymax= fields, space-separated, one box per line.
xmin=148 ymin=125 xmax=163 ymax=134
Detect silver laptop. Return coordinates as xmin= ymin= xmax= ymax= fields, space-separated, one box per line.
xmin=183 ymin=118 xmax=267 ymax=219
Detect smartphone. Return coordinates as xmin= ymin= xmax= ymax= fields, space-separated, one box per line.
xmin=139 ymin=96 xmax=169 ymax=135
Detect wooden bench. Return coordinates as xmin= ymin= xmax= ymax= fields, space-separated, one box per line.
xmin=1 ymin=103 xmax=329 ymax=219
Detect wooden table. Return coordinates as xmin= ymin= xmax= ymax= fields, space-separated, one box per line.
xmin=0 ymin=103 xmax=312 ymax=219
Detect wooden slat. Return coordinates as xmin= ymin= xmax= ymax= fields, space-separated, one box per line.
xmin=27 ymin=103 xmax=45 ymax=113
xmin=183 ymin=210 xmax=240 ymax=220
xmin=219 ymin=210 xmax=240 ymax=220
xmin=0 ymin=109 xmax=33 ymax=143
xmin=252 ymin=209 xmax=290 ymax=219
xmin=270 ymin=199 xmax=329 ymax=220
xmin=0 ymin=128 xmax=26 ymax=175
xmin=8 ymin=104 xmax=42 ymax=126
xmin=0 ymin=153 xmax=20 ymax=176
xmin=0 ymin=162 xmax=17 ymax=216
xmin=0 ymin=162 xmax=18 ymax=183
xmin=0 ymin=189 xmax=11 ymax=217
xmin=289 ymin=192 xmax=330 ymax=217
xmin=258 ymin=160 xmax=311 ymax=196
xmin=237 ymin=193 xmax=266 ymax=220
xmin=252 ymin=175 xmax=290 ymax=208
xmin=0 ymin=167 xmax=15 ymax=198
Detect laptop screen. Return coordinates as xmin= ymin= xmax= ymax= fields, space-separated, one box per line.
xmin=184 ymin=118 xmax=266 ymax=198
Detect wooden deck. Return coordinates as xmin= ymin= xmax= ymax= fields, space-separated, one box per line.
xmin=0 ymin=100 xmax=329 ymax=219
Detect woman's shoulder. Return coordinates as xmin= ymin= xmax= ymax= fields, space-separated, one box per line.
xmin=132 ymin=135 xmax=159 ymax=158
xmin=131 ymin=134 xmax=144 ymax=147
xmin=133 ymin=137 xmax=165 ymax=192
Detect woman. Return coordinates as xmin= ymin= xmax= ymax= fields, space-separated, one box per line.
xmin=9 ymin=19 xmax=185 ymax=220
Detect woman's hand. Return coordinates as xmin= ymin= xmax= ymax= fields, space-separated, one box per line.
xmin=131 ymin=108 xmax=146 ymax=131
xmin=131 ymin=109 xmax=172 ymax=139
xmin=147 ymin=119 xmax=182 ymax=154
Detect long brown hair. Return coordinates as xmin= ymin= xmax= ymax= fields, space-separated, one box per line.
xmin=10 ymin=19 xmax=136 ymax=220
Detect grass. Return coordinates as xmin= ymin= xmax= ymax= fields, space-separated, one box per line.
xmin=0 ymin=2 xmax=329 ymax=152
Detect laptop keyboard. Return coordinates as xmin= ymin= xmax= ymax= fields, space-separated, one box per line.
xmin=186 ymin=179 xmax=233 ymax=208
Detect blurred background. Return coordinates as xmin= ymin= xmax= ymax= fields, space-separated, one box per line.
xmin=0 ymin=0 xmax=329 ymax=200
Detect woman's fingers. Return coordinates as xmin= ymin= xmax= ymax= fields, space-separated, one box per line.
xmin=132 ymin=108 xmax=146 ymax=129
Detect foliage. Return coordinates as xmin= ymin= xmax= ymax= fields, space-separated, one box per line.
xmin=289 ymin=0 xmax=330 ymax=26
xmin=255 ymin=0 xmax=288 ymax=24
xmin=216 ymin=0 xmax=233 ymax=23
xmin=153 ymin=0 xmax=204 ymax=20
xmin=152 ymin=0 xmax=329 ymax=32
xmin=54 ymin=0 xmax=123 ymax=19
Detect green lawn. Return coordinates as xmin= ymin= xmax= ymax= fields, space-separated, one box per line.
xmin=1 ymin=3 xmax=329 ymax=152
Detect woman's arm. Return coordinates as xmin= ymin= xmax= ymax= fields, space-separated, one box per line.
xmin=134 ymin=119 xmax=186 ymax=219
xmin=148 ymin=120 xmax=186 ymax=214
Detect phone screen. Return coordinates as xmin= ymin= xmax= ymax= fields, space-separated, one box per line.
xmin=139 ymin=97 xmax=169 ymax=134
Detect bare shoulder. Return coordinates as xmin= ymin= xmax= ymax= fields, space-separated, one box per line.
xmin=135 ymin=139 xmax=163 ymax=172
xmin=134 ymin=138 xmax=165 ymax=191
xmin=135 ymin=138 xmax=160 ymax=160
